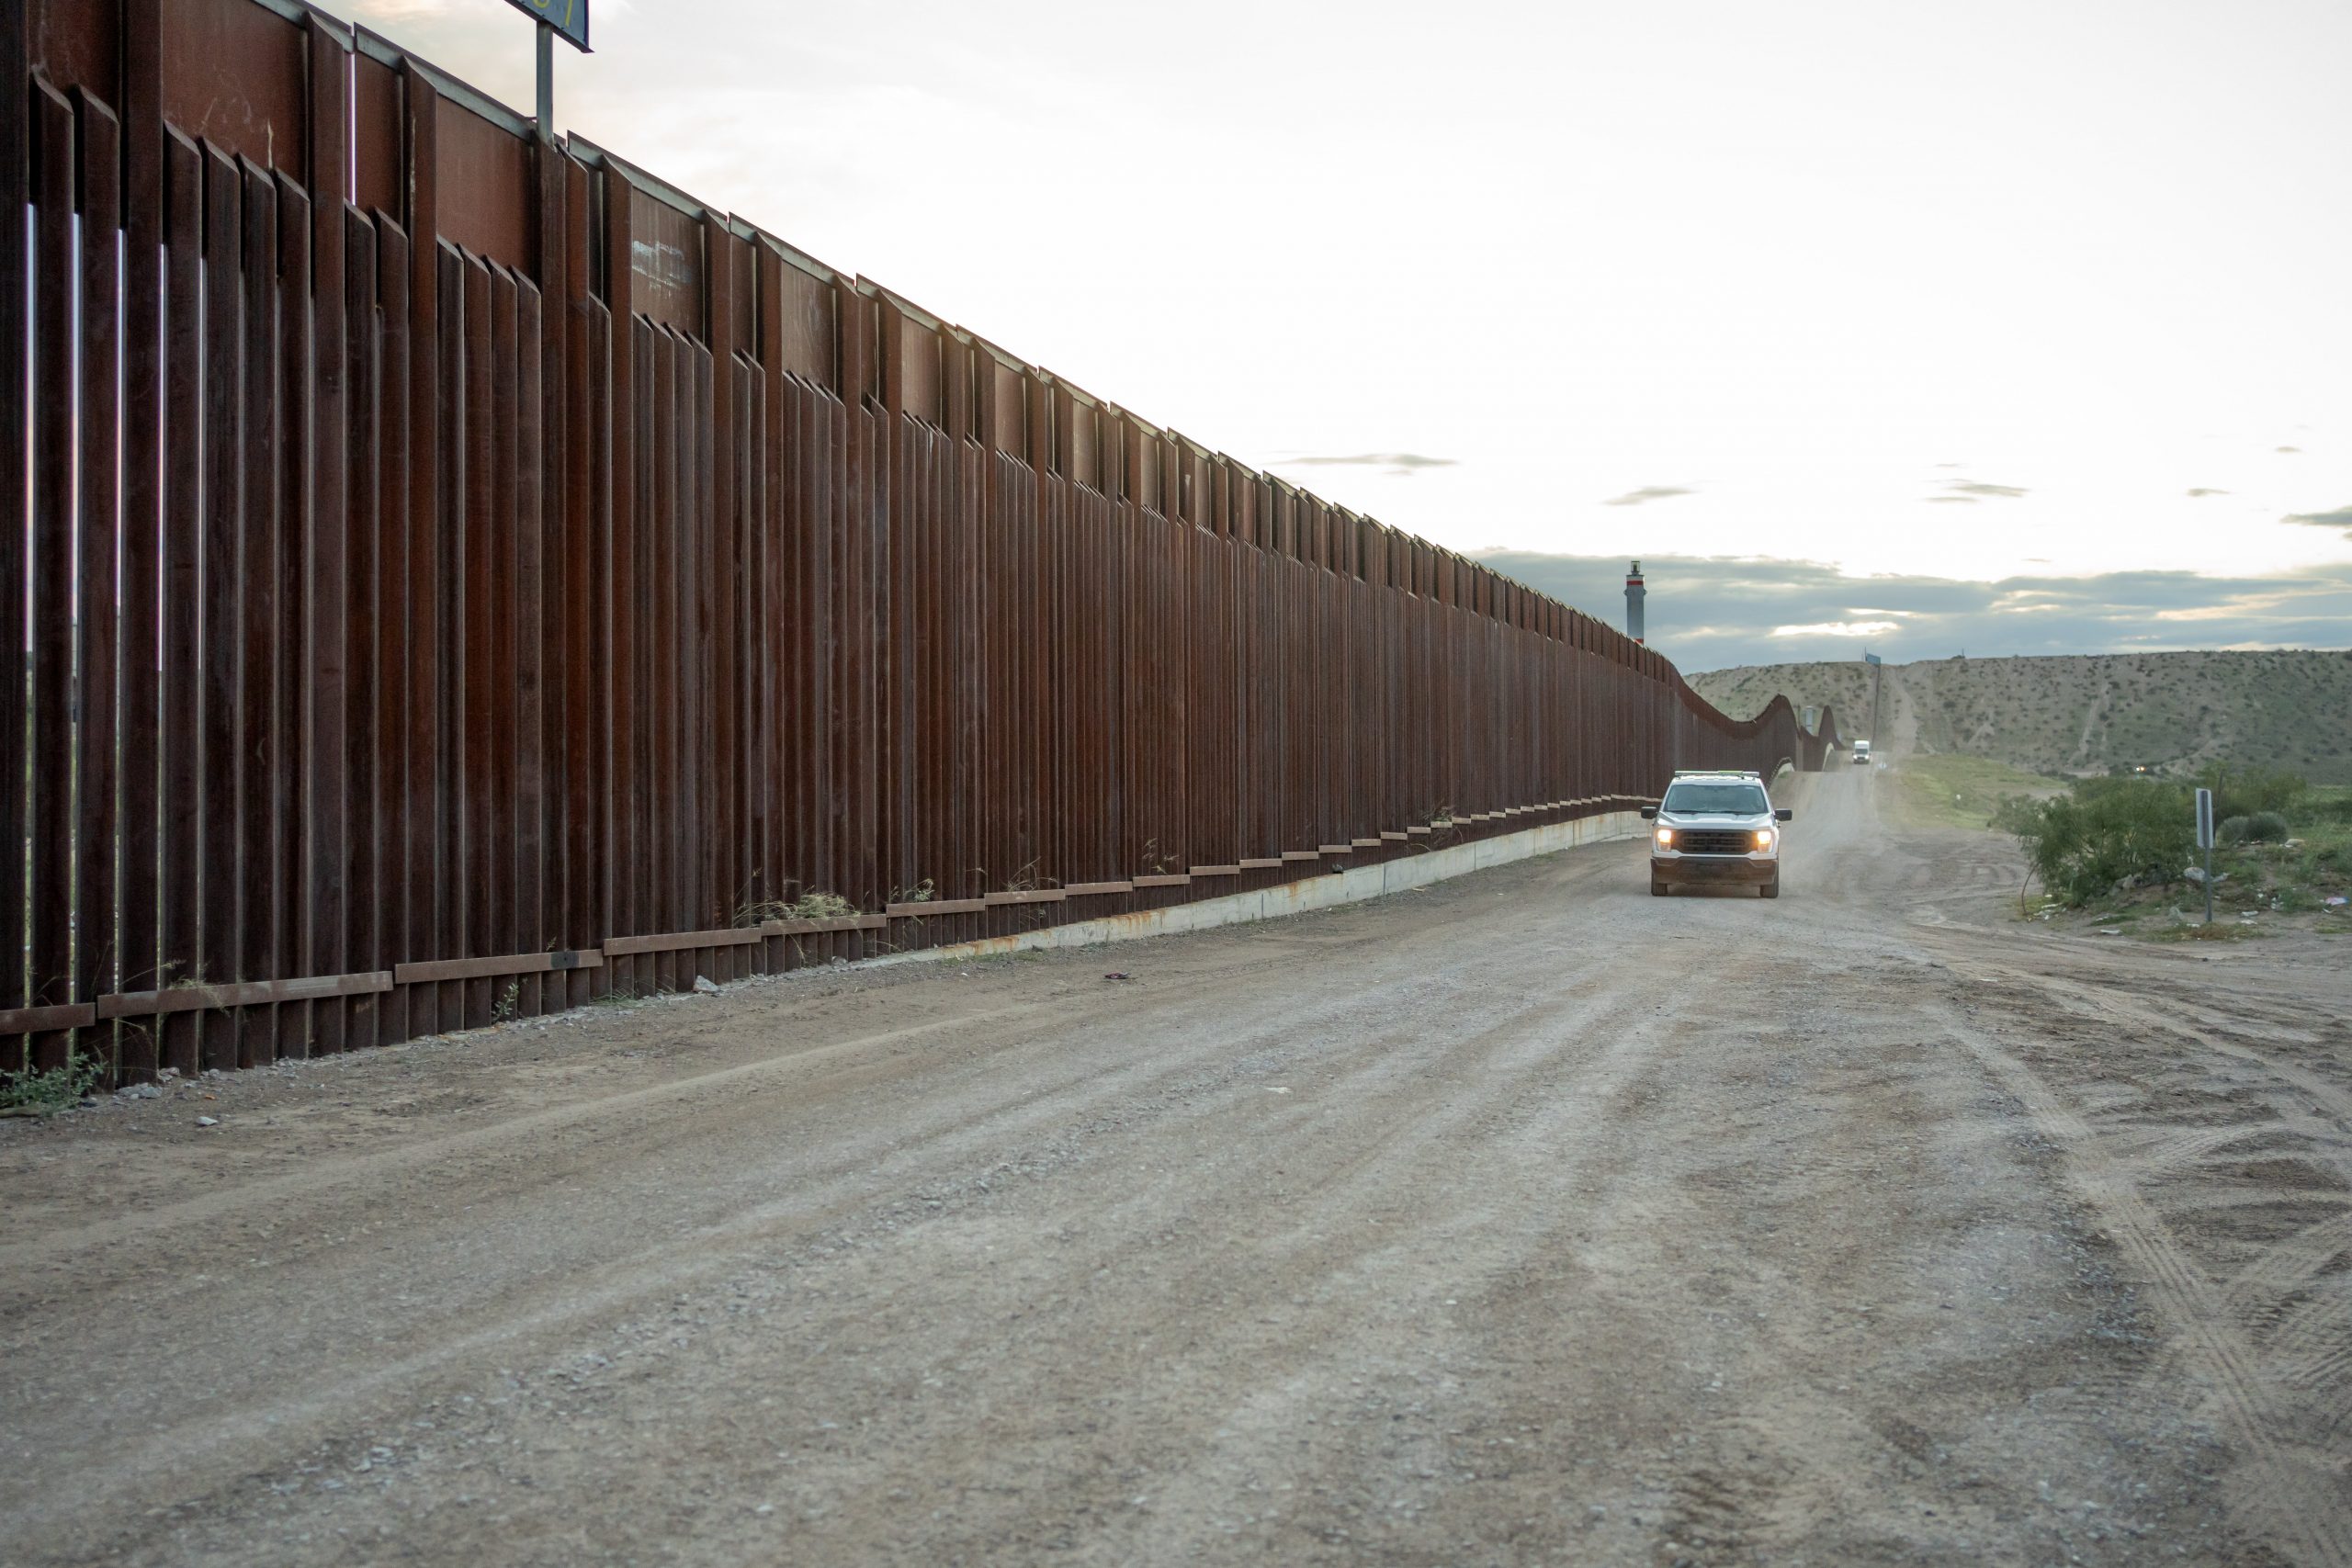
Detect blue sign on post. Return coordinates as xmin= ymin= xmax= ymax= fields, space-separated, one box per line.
xmin=501 ymin=0 xmax=590 ymax=52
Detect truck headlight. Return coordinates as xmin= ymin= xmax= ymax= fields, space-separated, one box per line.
xmin=1654 ymin=826 xmax=1673 ymax=847
xmin=1753 ymin=828 xmax=1775 ymax=850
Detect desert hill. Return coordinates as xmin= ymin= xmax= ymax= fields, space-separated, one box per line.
xmin=1685 ymin=649 xmax=2352 ymax=783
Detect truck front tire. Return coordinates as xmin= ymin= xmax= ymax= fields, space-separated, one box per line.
xmin=1759 ymin=876 xmax=1780 ymax=899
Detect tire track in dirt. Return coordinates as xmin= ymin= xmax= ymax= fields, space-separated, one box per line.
xmin=1941 ymin=1008 xmax=2352 ymax=1567
xmin=1940 ymin=954 xmax=2352 ymax=1459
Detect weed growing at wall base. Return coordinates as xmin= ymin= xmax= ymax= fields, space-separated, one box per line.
xmin=0 ymin=1051 xmax=107 ymax=1117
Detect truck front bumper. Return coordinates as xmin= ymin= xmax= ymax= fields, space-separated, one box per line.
xmin=1651 ymin=854 xmax=1777 ymax=886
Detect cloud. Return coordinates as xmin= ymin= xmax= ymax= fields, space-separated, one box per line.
xmin=1278 ymin=453 xmax=1457 ymax=479
xmin=2282 ymin=504 xmax=2352 ymax=539
xmin=1468 ymin=549 xmax=2352 ymax=671
xmin=2277 ymin=446 xmax=2303 ymax=454
xmin=1602 ymin=486 xmax=1694 ymax=507
xmin=1947 ymin=479 xmax=2028 ymax=498
xmin=1770 ymin=620 xmax=1900 ymax=638
xmin=2187 ymin=488 xmax=2229 ymax=498
xmin=1925 ymin=495 xmax=1977 ymax=504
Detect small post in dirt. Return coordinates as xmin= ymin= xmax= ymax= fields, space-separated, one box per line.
xmin=2195 ymin=786 xmax=2215 ymax=926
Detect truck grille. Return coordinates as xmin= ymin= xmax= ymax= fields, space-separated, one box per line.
xmin=1672 ymin=829 xmax=1754 ymax=855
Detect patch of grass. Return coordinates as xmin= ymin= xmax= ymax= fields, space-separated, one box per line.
xmin=736 ymin=889 xmax=856 ymax=925
xmin=1887 ymin=752 xmax=2068 ymax=830
xmin=0 ymin=1050 xmax=108 ymax=1117
xmin=2144 ymin=919 xmax=2268 ymax=943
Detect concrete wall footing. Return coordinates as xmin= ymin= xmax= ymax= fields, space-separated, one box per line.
xmin=866 ymin=810 xmax=1645 ymax=968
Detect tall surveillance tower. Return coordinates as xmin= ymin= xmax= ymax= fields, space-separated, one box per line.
xmin=1625 ymin=560 xmax=1645 ymax=644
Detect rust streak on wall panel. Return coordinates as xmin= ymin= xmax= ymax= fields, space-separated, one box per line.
xmin=28 ymin=0 xmax=115 ymax=96
xmin=353 ymin=36 xmax=401 ymax=218
xmin=160 ymin=0 xmax=304 ymax=169
xmin=435 ymin=95 xmax=532 ymax=274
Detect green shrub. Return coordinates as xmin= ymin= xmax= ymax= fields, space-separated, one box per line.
xmin=2198 ymin=761 xmax=2307 ymax=820
xmin=2217 ymin=811 xmax=2290 ymax=845
xmin=0 ymin=1050 xmax=107 ymax=1116
xmin=1996 ymin=777 xmax=2197 ymax=906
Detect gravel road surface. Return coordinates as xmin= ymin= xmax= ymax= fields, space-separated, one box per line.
xmin=6 ymin=769 xmax=2348 ymax=1566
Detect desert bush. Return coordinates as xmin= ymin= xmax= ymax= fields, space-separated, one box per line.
xmin=2197 ymin=761 xmax=2307 ymax=820
xmin=0 ymin=1050 xmax=107 ymax=1116
xmin=2217 ymin=811 xmax=2290 ymax=845
xmin=1996 ymin=778 xmax=2196 ymax=906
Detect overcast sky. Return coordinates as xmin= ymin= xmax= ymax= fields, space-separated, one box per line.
xmin=356 ymin=0 xmax=2352 ymax=668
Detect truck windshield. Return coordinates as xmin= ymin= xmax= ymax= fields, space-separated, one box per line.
xmin=1663 ymin=784 xmax=1768 ymax=815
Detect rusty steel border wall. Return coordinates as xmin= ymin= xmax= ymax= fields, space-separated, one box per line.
xmin=3 ymin=0 xmax=1840 ymax=1081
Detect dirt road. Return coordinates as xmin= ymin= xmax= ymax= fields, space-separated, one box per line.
xmin=6 ymin=771 xmax=2349 ymax=1566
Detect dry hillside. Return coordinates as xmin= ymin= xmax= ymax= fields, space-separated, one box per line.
xmin=1687 ymin=649 xmax=2352 ymax=782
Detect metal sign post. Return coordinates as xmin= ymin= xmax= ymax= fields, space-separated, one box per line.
xmin=2195 ymin=787 xmax=2215 ymax=925
xmin=493 ymin=0 xmax=593 ymax=139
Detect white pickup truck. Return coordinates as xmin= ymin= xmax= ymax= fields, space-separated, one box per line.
xmin=1641 ymin=770 xmax=1794 ymax=898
